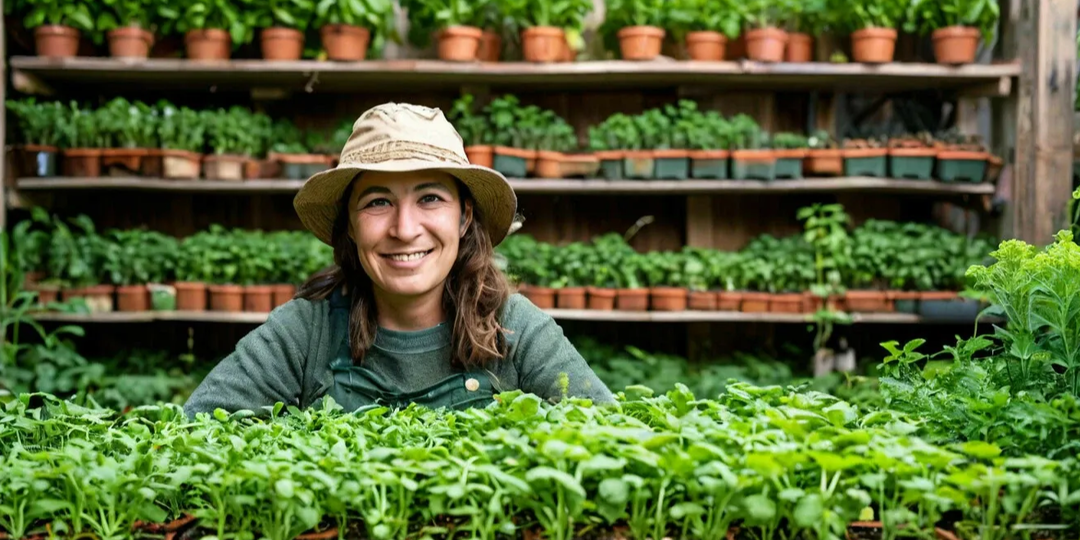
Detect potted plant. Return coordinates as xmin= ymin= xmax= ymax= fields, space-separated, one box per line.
xmin=805 ymin=129 xmax=842 ymax=176
xmin=845 ymin=223 xmax=894 ymax=312
xmin=887 ymin=133 xmax=938 ymax=180
xmin=401 ymin=0 xmax=484 ymax=61
xmin=641 ymin=251 xmax=689 ymax=311
xmin=651 ymin=101 xmax=698 ymax=180
xmin=475 ymin=2 xmax=506 ymax=62
xmin=784 ymin=0 xmax=830 ymax=62
xmin=905 ymin=0 xmax=999 ymax=65
xmin=742 ymin=0 xmax=788 ymax=62
xmin=514 ymin=239 xmax=558 ymax=308
xmin=536 ymin=115 xmax=594 ymax=179
xmin=97 ymin=0 xmax=157 ymax=58
xmin=738 ymin=257 xmax=773 ymax=313
xmin=588 ymin=114 xmax=637 ymax=180
xmin=6 ymin=99 xmax=64 ymax=178
xmin=509 ymin=0 xmax=591 ymax=63
xmin=235 ymin=231 xmax=274 ymax=313
xmin=486 ymin=96 xmax=536 ymax=178
xmin=51 ymin=216 xmax=116 ymax=313
xmin=601 ymin=0 xmax=667 ymax=60
xmin=98 ymin=98 xmax=158 ymax=175
xmin=202 ymin=107 xmax=251 ymax=181
xmin=158 ymin=103 xmax=206 ymax=180
xmin=315 ymin=0 xmax=391 ymax=61
xmin=668 ymin=0 xmax=741 ymax=61
xmin=615 ymin=253 xmax=649 ymax=311
xmin=549 ymin=242 xmax=590 ymax=309
xmin=186 ymin=226 xmax=244 ymax=312
xmin=713 ymin=251 xmax=745 ymax=310
xmin=267 ymin=119 xmax=321 ymax=179
xmin=105 ymin=229 xmax=163 ymax=312
xmin=683 ymin=248 xmax=716 ymax=310
xmin=687 ymin=111 xmax=731 ymax=179
xmin=838 ymin=0 xmax=906 ymax=63
xmin=242 ymin=112 xmax=276 ymax=180
xmin=23 ymin=1 xmax=94 ymax=58
xmin=934 ymin=130 xmax=989 ymax=183
xmin=729 ymin=115 xmax=775 ymax=180
xmin=12 ymin=208 xmax=58 ymax=303
xmin=57 ymin=102 xmax=106 ymax=178
xmin=161 ymin=0 xmax=252 ymax=61
xmin=251 ymin=0 xmax=316 ymax=61
xmin=451 ymin=94 xmax=495 ymax=168
xmin=842 ymin=137 xmax=888 ymax=177
xmin=175 ymin=232 xmax=214 ymax=311
xmin=582 ymin=234 xmax=629 ymax=310
xmin=771 ymin=132 xmax=809 ymax=179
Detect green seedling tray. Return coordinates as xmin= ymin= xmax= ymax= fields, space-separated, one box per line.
xmin=774 ymin=157 xmax=803 ymax=179
xmin=894 ymin=299 xmax=918 ymax=313
xmin=623 ymin=157 xmax=656 ymax=179
xmin=691 ymin=158 xmax=729 ymax=179
xmin=282 ymin=162 xmax=307 ymax=180
xmin=494 ymin=154 xmax=528 ymax=178
xmin=28 ymin=150 xmax=57 ymax=177
xmin=655 ymin=158 xmax=690 ymax=180
xmin=889 ymin=156 xmax=934 ymax=180
xmin=599 ymin=159 xmax=623 ymax=180
xmin=732 ymin=159 xmax=776 ymax=181
xmin=936 ymin=158 xmax=987 ymax=183
xmin=843 ymin=156 xmax=887 ymax=177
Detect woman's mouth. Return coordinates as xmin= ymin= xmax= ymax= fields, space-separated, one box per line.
xmin=382 ymin=249 xmax=433 ymax=263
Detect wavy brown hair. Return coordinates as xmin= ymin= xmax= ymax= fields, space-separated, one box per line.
xmin=297 ymin=178 xmax=512 ymax=368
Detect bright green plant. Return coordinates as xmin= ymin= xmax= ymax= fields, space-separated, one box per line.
xmin=728 ymin=114 xmax=764 ymax=149
xmin=400 ymin=0 xmax=485 ymax=48
xmin=204 ymin=107 xmax=260 ymax=156
xmin=97 ymin=98 xmax=158 ymax=149
xmin=835 ymin=0 xmax=908 ymax=31
xmin=157 ymin=102 xmax=207 ymax=153
xmin=159 ymin=0 xmax=252 ymax=46
xmin=632 ymin=108 xmax=671 ymax=149
xmin=667 ymin=0 xmax=742 ymax=38
xmin=21 ymin=0 xmax=94 ymax=30
xmin=449 ymin=94 xmax=494 ymax=147
xmin=104 ymin=229 xmax=179 ymax=286
xmin=314 ymin=0 xmax=396 ymax=55
xmin=504 ymin=0 xmax=591 ymax=30
xmin=269 ymin=119 xmax=308 ymax=154
xmin=537 ymin=118 xmax=578 ymax=153
xmin=772 ymin=132 xmax=809 ymax=149
xmin=786 ymin=0 xmax=832 ymax=35
xmin=587 ymin=114 xmax=638 ymax=151
xmin=55 ymin=102 xmax=106 ymax=149
xmin=5 ymin=99 xmax=65 ymax=147
xmin=599 ymin=0 xmax=667 ymax=54
xmin=904 ymin=0 xmax=999 ymax=43
xmin=742 ymin=0 xmax=791 ymax=29
xmin=96 ymin=0 xmax=156 ymax=35
xmin=248 ymin=0 xmax=317 ymax=31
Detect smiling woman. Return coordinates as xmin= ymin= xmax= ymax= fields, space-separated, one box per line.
xmin=183 ymin=103 xmax=614 ymax=417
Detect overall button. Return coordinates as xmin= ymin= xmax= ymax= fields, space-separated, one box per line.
xmin=465 ymin=378 xmax=480 ymax=392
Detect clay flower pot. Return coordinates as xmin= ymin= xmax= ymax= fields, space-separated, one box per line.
xmin=209 ymin=284 xmax=244 ymax=312
xmin=785 ymin=32 xmax=813 ymax=62
xmin=522 ymin=26 xmax=565 ymax=63
xmin=101 ymin=148 xmax=146 ymax=172
xmin=846 ymin=290 xmax=893 ymax=312
xmin=616 ymin=288 xmax=650 ymax=311
xmin=262 ymin=27 xmax=304 ymax=61
xmin=204 ymin=154 xmax=246 ymax=181
xmin=769 ymin=293 xmax=804 ymax=313
xmin=31 ymin=283 xmax=61 ymax=305
xmin=651 ymin=287 xmax=689 ymax=311
xmin=717 ymin=291 xmax=743 ymax=311
xmin=175 ymin=282 xmax=208 ymax=311
xmin=64 ymin=285 xmax=116 ymax=313
xmin=162 ymin=150 xmax=202 ymax=179
xmin=478 ymin=30 xmax=502 ymax=62
xmin=851 ymin=27 xmax=897 ymax=63
xmin=107 ymin=27 xmax=154 ymax=58
xmin=932 ymin=26 xmax=980 ymax=65
xmin=805 ymin=149 xmax=843 ymax=176
xmin=556 ymin=287 xmax=587 ymax=309
xmin=745 ymin=27 xmax=787 ymax=62
xmin=688 ymin=290 xmax=718 ymax=311
xmin=437 ymin=25 xmax=483 ymax=62
xmin=321 ymin=24 xmax=370 ymax=61
xmin=35 ymin=25 xmax=80 ymax=58
xmin=741 ymin=292 xmax=771 ymax=313
xmin=685 ymin=31 xmax=727 ymax=61
xmin=617 ymin=26 xmax=665 ymax=60
xmin=185 ymin=29 xmax=231 ymax=61
xmin=116 ymin=285 xmax=150 ymax=312
xmin=586 ymin=287 xmax=617 ymax=310
xmin=244 ymin=285 xmax=274 ymax=313
xmin=535 ymin=151 xmax=565 ymax=179
xmin=141 ymin=149 xmax=164 ymax=177
xmin=272 ymin=284 xmax=297 ymax=308
xmin=521 ymin=285 xmax=556 ymax=309
xmin=62 ymin=149 xmax=103 ymax=177
xmin=465 ymin=145 xmax=495 ymax=168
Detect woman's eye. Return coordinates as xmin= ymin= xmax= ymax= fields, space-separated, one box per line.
xmin=364 ymin=198 xmax=391 ymax=208
xmin=419 ymin=194 xmax=443 ymax=204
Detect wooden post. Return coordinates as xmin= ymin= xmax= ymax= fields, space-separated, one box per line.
xmin=1013 ymin=0 xmax=1076 ymax=243
xmin=1 ymin=6 xmax=7 ymax=230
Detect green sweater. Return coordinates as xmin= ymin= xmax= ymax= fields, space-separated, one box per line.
xmin=183 ymin=292 xmax=614 ymax=418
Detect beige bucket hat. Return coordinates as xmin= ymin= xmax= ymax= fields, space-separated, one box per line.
xmin=294 ymin=103 xmax=517 ymax=246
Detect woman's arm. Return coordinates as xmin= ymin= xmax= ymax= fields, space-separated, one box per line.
xmin=503 ymin=295 xmax=616 ymax=404
xmin=183 ymin=299 xmax=315 ymax=418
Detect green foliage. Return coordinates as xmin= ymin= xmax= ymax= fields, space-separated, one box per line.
xmin=56 ymin=102 xmax=106 ymax=149
xmin=96 ymin=0 xmax=156 ymax=33
xmin=835 ymin=0 xmax=908 ymax=31
xmin=399 ymin=0 xmax=487 ymax=47
xmin=504 ymin=0 xmax=592 ymax=29
xmin=5 ymin=98 xmax=65 ymax=147
xmin=667 ymin=0 xmax=742 ymax=38
xmin=157 ymin=102 xmax=207 ymax=153
xmin=21 ymin=0 xmax=94 ymax=30
xmin=904 ymin=0 xmax=1000 ymax=43
xmin=104 ymin=229 xmax=179 ymax=286
xmin=204 ymin=107 xmax=265 ymax=156
xmin=772 ymin=132 xmax=810 ymax=149
xmin=481 ymin=95 xmax=574 ymax=150
xmin=97 ymin=98 xmax=159 ymax=149
xmin=158 ymin=0 xmax=253 ymax=46
xmin=742 ymin=0 xmax=792 ymax=29
xmin=449 ymin=94 xmax=493 ymax=147
xmin=728 ymin=114 xmax=765 ymax=150
xmin=587 ymin=113 xmax=638 ymax=151
xmin=786 ymin=0 xmax=833 ymax=35
xmin=247 ymin=0 xmax=316 ymax=31
xmin=269 ymin=118 xmax=309 ymax=154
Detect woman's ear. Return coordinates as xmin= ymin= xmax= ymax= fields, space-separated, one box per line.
xmin=461 ymin=200 xmax=474 ymax=237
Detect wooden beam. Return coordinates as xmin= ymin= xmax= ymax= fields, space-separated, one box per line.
xmin=1 ymin=11 xmax=7 ymax=229
xmin=1013 ymin=0 xmax=1076 ymax=244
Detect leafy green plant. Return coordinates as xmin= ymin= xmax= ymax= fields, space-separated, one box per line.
xmin=56 ymin=102 xmax=106 ymax=149
xmin=97 ymin=98 xmax=159 ymax=149
xmin=204 ymin=107 xmax=260 ymax=156
xmin=248 ymin=0 xmax=317 ymax=31
xmin=587 ymin=113 xmax=638 ymax=151
xmin=269 ymin=119 xmax=308 ymax=154
xmin=504 ymin=0 xmax=591 ymax=29
xmin=21 ymin=0 xmax=94 ymax=30
xmin=5 ymin=98 xmax=65 ymax=147
xmin=314 ymin=0 xmax=396 ymax=55
xmin=159 ymin=0 xmax=253 ymax=46
xmin=157 ymin=102 xmax=207 ymax=153
xmin=772 ymin=132 xmax=809 ymax=149
xmin=96 ymin=0 xmax=156 ymax=34
xmin=667 ymin=0 xmax=742 ymax=38
xmin=728 ymin=114 xmax=765 ymax=149
xmin=742 ymin=0 xmax=791 ymax=29
xmin=400 ymin=0 xmax=485 ymax=47
xmin=835 ymin=0 xmax=908 ymax=31
xmin=449 ymin=94 xmax=494 ymax=147
xmin=104 ymin=229 xmax=179 ymax=286
xmin=786 ymin=0 xmax=832 ymax=35
xmin=904 ymin=0 xmax=1000 ymax=43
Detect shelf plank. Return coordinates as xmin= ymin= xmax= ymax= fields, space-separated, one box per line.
xmin=16 ymin=177 xmax=997 ymax=196
xmin=30 ymin=309 xmax=980 ymax=325
xmin=9 ymin=57 xmax=1020 ymax=94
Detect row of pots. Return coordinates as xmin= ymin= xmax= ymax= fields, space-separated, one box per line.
xmin=30 ymin=282 xmax=297 ymax=314
xmin=18 ymin=146 xmax=334 ymax=181
xmin=519 ymin=285 xmax=978 ymax=317
xmin=35 ymin=24 xmax=374 ymax=62
xmin=463 ymin=145 xmax=1002 ymax=182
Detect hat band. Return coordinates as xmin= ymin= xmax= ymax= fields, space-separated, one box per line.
xmin=339 ymin=140 xmax=470 ymax=167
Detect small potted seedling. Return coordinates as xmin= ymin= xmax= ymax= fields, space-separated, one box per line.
xmin=158 ymin=103 xmax=206 ymax=180
xmin=601 ymin=0 xmax=667 ymax=60
xmin=52 ymin=216 xmax=116 ymax=313
xmin=23 ymin=0 xmax=94 ymax=58
xmin=588 ymin=114 xmax=637 ymax=180
xmin=741 ymin=0 xmax=789 ymax=62
xmin=487 ymin=96 xmax=535 ymax=178
xmin=838 ymin=0 xmax=904 ymax=63
xmin=315 ymin=0 xmax=388 ymax=61
xmin=57 ymin=102 xmax=106 ymax=178
xmin=511 ymin=0 xmax=591 ymax=63
xmin=771 ymin=132 xmax=809 ymax=180
xmin=585 ymin=233 xmax=631 ymax=309
xmin=6 ymin=99 xmax=64 ymax=177
xmin=237 ymin=232 xmax=275 ymax=313
xmin=203 ymin=107 xmax=251 ymax=181
xmin=97 ymin=0 xmax=157 ymax=58
xmin=550 ymin=242 xmax=590 ymax=309
xmin=643 ymin=251 xmax=689 ymax=311
xmin=935 ymin=129 xmax=989 ymax=183
xmin=162 ymin=0 xmax=253 ymax=61
xmin=684 ymin=247 xmax=717 ymax=311
xmin=805 ymin=129 xmax=842 ymax=176
xmin=615 ymin=253 xmax=649 ymax=311
xmin=842 ymin=136 xmax=888 ymax=177
xmin=98 ymin=98 xmax=158 ymax=175
xmin=400 ymin=0 xmax=485 ymax=61
xmin=451 ymin=94 xmax=495 ymax=168
xmin=688 ymin=111 xmax=731 ymax=179
xmin=887 ymin=132 xmax=938 ymax=180
xmin=252 ymin=0 xmax=315 ymax=61
xmin=668 ymin=0 xmax=741 ymax=61
xmin=270 ymin=119 xmax=324 ymax=179
xmin=730 ymin=115 xmax=775 ymax=181
xmin=652 ymin=101 xmax=698 ymax=180
xmin=905 ymin=0 xmax=999 ymax=65
xmin=241 ymin=113 xmax=276 ymax=180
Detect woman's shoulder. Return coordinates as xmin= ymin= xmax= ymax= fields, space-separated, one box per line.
xmin=499 ymin=293 xmax=554 ymax=331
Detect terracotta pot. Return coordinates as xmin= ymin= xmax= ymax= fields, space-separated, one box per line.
xmin=745 ymin=27 xmax=787 ymax=62
xmin=556 ymin=287 xmax=587 ymax=309
xmin=521 ymin=285 xmax=556 ymax=309
xmin=846 ymin=290 xmax=893 ymax=312
xmin=785 ymin=32 xmax=812 ymax=62
xmin=272 ymin=284 xmax=297 ymax=308
xmin=920 ymin=291 xmax=959 ymax=301
xmin=803 ymin=292 xmax=823 ymax=313
xmin=244 ymin=285 xmax=274 ymax=313
xmin=116 ymin=284 xmax=150 ymax=312
xmin=851 ymin=27 xmax=897 ymax=63
xmin=243 ymin=159 xmax=261 ymax=180
xmin=35 ymin=25 xmax=80 ymax=58
xmin=685 ymin=31 xmax=726 ymax=61
xmin=524 ymin=150 xmax=539 ymax=175
xmin=932 ymin=26 xmax=979 ymax=65
xmin=209 ymin=284 xmax=244 ymax=312
xmin=805 ymin=149 xmax=843 ymax=176
xmin=586 ymin=287 xmax=617 ymax=310
xmin=261 ymin=27 xmax=304 ymax=61
xmin=536 ymin=151 xmax=564 ymax=179
xmin=101 ymin=148 xmax=146 ymax=172
xmin=320 ymin=24 xmax=370 ymax=61
xmin=107 ymin=27 xmax=154 ymax=58
xmin=616 ymin=288 xmax=650 ymax=311
xmin=741 ymin=292 xmax=771 ymax=313
xmin=617 ymin=26 xmax=665 ymax=60
xmin=522 ymin=26 xmax=565 ymax=63
xmin=175 ymin=282 xmax=208 ymax=311
xmin=62 ymin=149 xmax=103 ymax=177
xmin=141 ymin=149 xmax=163 ymax=177
xmin=185 ymin=29 xmax=231 ymax=61
xmin=559 ymin=154 xmax=600 ymax=178
xmin=732 ymin=149 xmax=776 ymax=162
xmin=204 ymin=154 xmax=246 ymax=181
xmin=773 ymin=149 xmax=807 ymax=160
xmin=437 ymin=25 xmax=483 ymax=62
xmin=162 ymin=150 xmax=202 ymax=179
xmin=651 ymin=287 xmax=689 ymax=311
xmin=842 ymin=148 xmax=888 ymax=158
xmin=478 ymin=30 xmax=502 ymax=62
xmin=32 ymin=284 xmax=61 ymax=305
xmin=464 ymin=145 xmax=495 ymax=168
xmin=770 ymin=293 xmax=804 ymax=313
xmin=688 ymin=290 xmax=718 ymax=311
xmin=560 ymin=37 xmax=575 ymax=62
xmin=64 ymin=285 xmax=116 ymax=313
xmin=717 ymin=291 xmax=743 ymax=311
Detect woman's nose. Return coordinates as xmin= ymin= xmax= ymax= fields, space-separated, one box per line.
xmin=389 ymin=203 xmax=423 ymax=240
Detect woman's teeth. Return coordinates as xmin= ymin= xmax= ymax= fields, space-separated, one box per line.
xmin=388 ymin=251 xmax=429 ymax=262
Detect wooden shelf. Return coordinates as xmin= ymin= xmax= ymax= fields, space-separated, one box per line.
xmin=15 ymin=177 xmax=998 ymax=196
xmin=10 ymin=57 xmax=1019 ymax=95
xmin=30 ymin=309 xmax=981 ymax=325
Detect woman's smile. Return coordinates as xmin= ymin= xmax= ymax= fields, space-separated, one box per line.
xmin=381 ymin=248 xmax=435 ymax=267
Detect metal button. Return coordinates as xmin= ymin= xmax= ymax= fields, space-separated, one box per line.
xmin=465 ymin=378 xmax=480 ymax=392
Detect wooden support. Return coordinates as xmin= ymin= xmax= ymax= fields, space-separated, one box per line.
xmin=1013 ymin=0 xmax=1076 ymax=243
xmin=1 ymin=11 xmax=7 ymax=229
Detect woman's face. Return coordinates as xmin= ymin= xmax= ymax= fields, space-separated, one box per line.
xmin=347 ymin=170 xmax=472 ymax=301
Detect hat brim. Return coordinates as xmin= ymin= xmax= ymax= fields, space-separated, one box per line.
xmin=294 ymin=159 xmax=518 ymax=247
